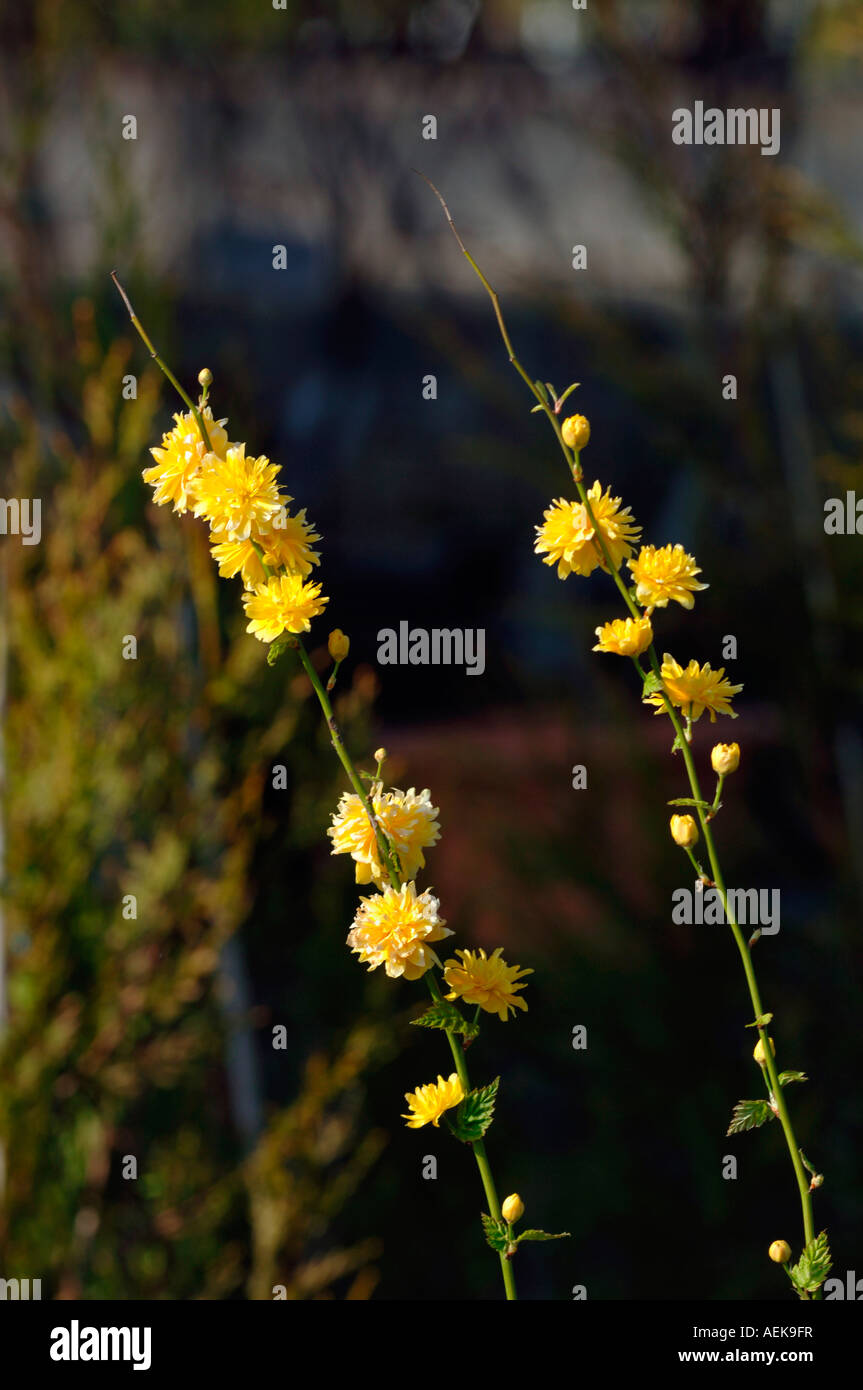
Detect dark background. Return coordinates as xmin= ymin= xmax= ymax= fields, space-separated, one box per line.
xmin=1 ymin=0 xmax=861 ymax=1300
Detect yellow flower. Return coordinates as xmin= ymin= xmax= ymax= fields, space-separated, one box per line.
xmin=501 ymin=1193 xmax=525 ymax=1223
xmin=644 ymin=653 xmax=742 ymax=723
xmin=210 ymin=508 xmax=321 ymax=586
xmin=593 ymin=615 xmax=653 ymax=657
xmin=769 ymin=1240 xmax=792 ymax=1265
xmin=328 ymin=783 xmax=440 ymax=886
xmin=241 ymin=573 xmax=328 ymax=642
xmin=142 ymin=408 xmax=230 ymax=513
xmin=328 ymin=629 xmax=350 ymax=663
xmin=627 ymin=543 xmax=708 ymax=613
xmin=210 ymin=535 xmax=269 ymax=587
xmin=191 ymin=443 xmax=284 ymax=539
xmin=670 ymin=813 xmax=699 ymax=849
xmin=402 ymin=1073 xmax=464 ymax=1129
xmin=259 ymin=508 xmax=322 ymax=576
xmin=561 ymin=414 xmax=590 ymax=450
xmin=711 ymin=742 xmax=740 ymax=775
xmin=347 ymin=881 xmax=452 ymax=980
xmin=443 ymin=947 xmax=532 ymax=1021
xmin=535 ymin=482 xmax=641 ymax=579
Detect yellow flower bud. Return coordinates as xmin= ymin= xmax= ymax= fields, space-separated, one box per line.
xmin=670 ymin=814 xmax=699 ymax=850
xmin=501 ymin=1193 xmax=524 ymax=1224
xmin=328 ymin=629 xmax=350 ymax=663
xmin=711 ymin=742 xmax=740 ymax=776
xmin=561 ymin=414 xmax=590 ymax=451
xmin=197 ymin=368 xmax=213 ymax=389
xmin=753 ymin=1036 xmax=775 ymax=1066
xmin=374 ymin=747 xmax=387 ymax=764
xmin=769 ymin=1240 xmax=792 ymax=1264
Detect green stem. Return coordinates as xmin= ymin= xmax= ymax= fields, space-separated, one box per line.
xmin=295 ymin=649 xmax=516 ymax=1299
xmin=111 ymin=272 xmax=213 ymax=453
xmin=425 ymin=179 xmax=817 ymax=1290
xmin=294 ymin=638 xmax=404 ymax=889
xmin=683 ymin=746 xmax=816 ymax=1248
xmin=416 ymin=939 xmax=517 ymax=1297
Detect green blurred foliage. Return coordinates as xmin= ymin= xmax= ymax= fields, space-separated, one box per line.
xmin=0 ymin=307 xmax=392 ymax=1298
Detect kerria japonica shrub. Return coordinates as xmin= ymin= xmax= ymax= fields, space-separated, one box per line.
xmin=418 ymin=175 xmax=830 ymax=1302
xmin=113 ymin=273 xmax=568 ymax=1302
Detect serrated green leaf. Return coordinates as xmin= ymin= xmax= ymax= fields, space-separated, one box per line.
xmin=481 ymin=1212 xmax=509 ymax=1253
xmin=779 ymin=1071 xmax=808 ymax=1087
xmin=450 ymin=1077 xmax=499 ymax=1143
xmin=727 ymin=1098 xmax=775 ymax=1135
xmin=516 ymin=1228 xmax=571 ymax=1244
xmin=642 ymin=671 xmax=664 ymax=696
xmin=410 ymin=1000 xmax=478 ymax=1041
xmin=667 ymin=797 xmax=711 ymax=809
xmin=790 ymin=1231 xmax=832 ymax=1294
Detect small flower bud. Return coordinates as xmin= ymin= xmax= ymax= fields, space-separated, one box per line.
xmin=561 ymin=414 xmax=590 ymax=451
xmin=711 ymin=742 xmax=740 ymax=776
xmin=328 ymin=629 xmax=350 ymax=663
xmin=769 ymin=1239 xmax=792 ymax=1264
xmin=670 ymin=813 xmax=699 ymax=849
xmin=374 ymin=747 xmax=387 ymax=764
xmin=753 ymin=1036 xmax=776 ymax=1066
xmin=502 ymin=1193 xmax=524 ymax=1224
xmin=197 ymin=368 xmax=213 ymax=389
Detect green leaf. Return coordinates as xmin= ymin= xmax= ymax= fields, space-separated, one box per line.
xmin=556 ymin=381 xmax=581 ymax=408
xmin=481 ymin=1212 xmax=509 ymax=1253
xmin=410 ymin=1000 xmax=478 ymax=1042
xmin=790 ymin=1231 xmax=832 ymax=1295
xmin=516 ymin=1228 xmax=571 ymax=1244
xmin=745 ymin=1013 xmax=773 ymax=1028
xmin=450 ymin=1077 xmax=499 ymax=1143
xmin=667 ymin=797 xmax=711 ymax=809
xmin=779 ymin=1071 xmax=808 ymax=1087
xmin=641 ymin=671 xmax=664 ymax=696
xmin=266 ymin=634 xmax=296 ymax=666
xmin=727 ymin=1098 xmax=775 ymax=1135
xmin=799 ymin=1149 xmax=824 ymax=1189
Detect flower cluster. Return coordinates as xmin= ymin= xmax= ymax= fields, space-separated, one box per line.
xmin=142 ymin=375 xmax=532 ymax=1159
xmin=142 ymin=397 xmax=327 ymax=642
xmin=329 ymin=760 xmax=531 ymax=1129
xmin=536 ymin=414 xmax=742 ymax=727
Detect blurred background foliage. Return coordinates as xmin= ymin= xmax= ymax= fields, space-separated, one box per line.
xmin=0 ymin=0 xmax=861 ymax=1299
